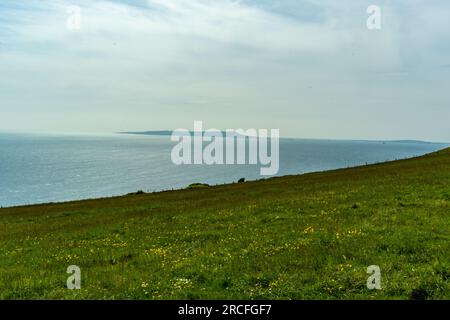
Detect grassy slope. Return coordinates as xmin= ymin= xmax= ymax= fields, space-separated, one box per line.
xmin=0 ymin=148 xmax=449 ymax=300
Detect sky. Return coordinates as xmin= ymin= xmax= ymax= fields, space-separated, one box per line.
xmin=0 ymin=0 xmax=449 ymax=141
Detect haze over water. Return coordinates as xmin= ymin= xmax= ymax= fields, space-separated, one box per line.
xmin=0 ymin=133 xmax=447 ymax=208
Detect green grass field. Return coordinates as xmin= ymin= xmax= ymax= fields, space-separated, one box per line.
xmin=1 ymin=148 xmax=449 ymax=300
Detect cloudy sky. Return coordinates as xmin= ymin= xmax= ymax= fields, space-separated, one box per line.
xmin=0 ymin=0 xmax=449 ymax=141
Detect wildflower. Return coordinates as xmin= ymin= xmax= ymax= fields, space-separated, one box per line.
xmin=303 ymin=226 xmax=315 ymax=234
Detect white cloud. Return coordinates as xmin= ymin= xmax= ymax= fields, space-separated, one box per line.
xmin=0 ymin=0 xmax=449 ymax=140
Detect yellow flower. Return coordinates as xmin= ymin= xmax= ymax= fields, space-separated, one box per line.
xmin=303 ymin=226 xmax=315 ymax=234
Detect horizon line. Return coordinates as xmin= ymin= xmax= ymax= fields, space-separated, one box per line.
xmin=0 ymin=129 xmax=448 ymax=145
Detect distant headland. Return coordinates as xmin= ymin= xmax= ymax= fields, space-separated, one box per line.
xmin=118 ymin=131 xmax=445 ymax=145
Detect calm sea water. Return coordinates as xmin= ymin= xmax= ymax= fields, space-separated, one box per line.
xmin=0 ymin=133 xmax=447 ymax=208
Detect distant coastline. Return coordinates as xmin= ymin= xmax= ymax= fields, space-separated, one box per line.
xmin=118 ymin=131 xmax=445 ymax=145
xmin=119 ymin=130 xmax=174 ymax=136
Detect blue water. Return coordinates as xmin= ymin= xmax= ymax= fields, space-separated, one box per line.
xmin=0 ymin=133 xmax=447 ymax=208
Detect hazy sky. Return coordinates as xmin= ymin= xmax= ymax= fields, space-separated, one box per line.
xmin=1 ymin=0 xmax=449 ymax=141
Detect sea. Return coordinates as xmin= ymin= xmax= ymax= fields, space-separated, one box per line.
xmin=0 ymin=132 xmax=447 ymax=208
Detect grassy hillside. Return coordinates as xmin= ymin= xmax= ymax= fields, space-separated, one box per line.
xmin=1 ymin=148 xmax=449 ymax=300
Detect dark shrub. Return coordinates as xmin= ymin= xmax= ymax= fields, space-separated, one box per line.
xmin=187 ymin=183 xmax=210 ymax=189
xmin=127 ymin=190 xmax=145 ymax=195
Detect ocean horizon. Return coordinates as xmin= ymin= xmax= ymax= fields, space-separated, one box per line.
xmin=0 ymin=132 xmax=448 ymax=208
